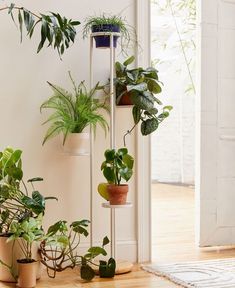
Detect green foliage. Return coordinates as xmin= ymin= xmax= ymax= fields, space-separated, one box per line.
xmin=99 ymin=258 xmax=116 ymax=278
xmin=40 ymin=73 xmax=109 ymax=145
xmin=101 ymin=148 xmax=134 ymax=185
xmin=83 ymin=13 xmax=137 ymax=55
xmin=115 ymin=56 xmax=173 ymax=139
xmin=8 ymin=214 xmax=44 ymax=261
xmin=41 ymin=219 xmax=110 ymax=281
xmin=1 ymin=3 xmax=80 ymax=57
xmin=0 ymin=147 xmax=57 ymax=235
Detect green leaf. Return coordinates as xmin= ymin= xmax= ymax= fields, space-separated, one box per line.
xmin=141 ymin=118 xmax=159 ymax=136
xmin=147 ymin=79 xmax=162 ymax=94
xmin=103 ymin=167 xmax=115 ymax=183
xmin=127 ymin=83 xmax=147 ymax=92
xmin=117 ymin=148 xmax=128 ymax=156
xmin=132 ymin=106 xmax=141 ymax=124
xmin=88 ymin=246 xmax=107 ymax=257
xmin=80 ymin=264 xmax=95 ymax=281
xmin=47 ymin=220 xmax=67 ymax=235
xmin=102 ymin=236 xmax=109 ymax=247
xmin=104 ymin=149 xmax=115 ymax=161
xmin=27 ymin=177 xmax=43 ymax=182
xmin=123 ymin=154 xmax=134 ymax=169
xmin=119 ymin=167 xmax=133 ymax=181
xmin=123 ymin=56 xmax=135 ymax=66
xmin=132 ymin=91 xmax=154 ymax=110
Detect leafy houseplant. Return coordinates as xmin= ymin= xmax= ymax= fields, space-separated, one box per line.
xmin=83 ymin=14 xmax=134 ymax=50
xmin=0 ymin=3 xmax=80 ymax=57
xmin=8 ymin=215 xmax=44 ymax=288
xmin=0 ymin=147 xmax=57 ymax=282
xmin=115 ymin=56 xmax=173 ymax=145
xmin=40 ymin=219 xmax=114 ymax=280
xmin=100 ymin=148 xmax=134 ymax=205
xmin=40 ymin=74 xmax=109 ymax=155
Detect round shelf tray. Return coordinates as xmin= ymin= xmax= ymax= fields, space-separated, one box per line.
xmin=102 ymin=202 xmax=132 ymax=209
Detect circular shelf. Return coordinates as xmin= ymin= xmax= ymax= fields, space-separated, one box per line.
xmin=102 ymin=202 xmax=132 ymax=209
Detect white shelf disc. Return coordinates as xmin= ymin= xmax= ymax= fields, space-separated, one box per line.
xmin=102 ymin=202 xmax=133 ymax=209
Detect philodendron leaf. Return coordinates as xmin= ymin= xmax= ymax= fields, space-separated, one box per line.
xmin=123 ymin=55 xmax=135 ymax=66
xmin=141 ymin=118 xmax=159 ymax=136
xmin=104 ymin=149 xmax=115 ymax=161
xmin=147 ymin=79 xmax=162 ymax=94
xmin=117 ymin=148 xmax=128 ymax=156
xmin=123 ymin=154 xmax=134 ymax=169
xmin=80 ymin=264 xmax=95 ymax=281
xmin=132 ymin=106 xmax=141 ymax=124
xmin=132 ymin=91 xmax=155 ymax=110
xmin=119 ymin=167 xmax=133 ymax=182
xmin=103 ymin=167 xmax=115 ymax=183
xmin=88 ymin=246 xmax=107 ymax=257
xmin=102 ymin=236 xmax=110 ymax=247
xmin=27 ymin=177 xmax=43 ymax=182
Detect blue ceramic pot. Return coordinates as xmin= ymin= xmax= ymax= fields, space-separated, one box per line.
xmin=91 ymin=24 xmax=120 ymax=48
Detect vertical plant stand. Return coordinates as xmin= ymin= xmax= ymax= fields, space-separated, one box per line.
xmin=89 ymin=32 xmax=133 ymax=274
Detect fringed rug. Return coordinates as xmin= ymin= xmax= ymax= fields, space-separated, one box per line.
xmin=142 ymin=258 xmax=235 ymax=287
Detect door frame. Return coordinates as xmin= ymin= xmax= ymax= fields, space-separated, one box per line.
xmin=136 ymin=0 xmax=201 ymax=262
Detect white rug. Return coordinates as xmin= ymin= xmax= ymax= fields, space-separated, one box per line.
xmin=142 ymin=258 xmax=235 ymax=288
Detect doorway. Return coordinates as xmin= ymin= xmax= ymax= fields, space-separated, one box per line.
xmin=150 ymin=0 xmax=196 ymax=261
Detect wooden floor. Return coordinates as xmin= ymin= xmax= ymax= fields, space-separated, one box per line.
xmin=2 ymin=183 xmax=235 ymax=287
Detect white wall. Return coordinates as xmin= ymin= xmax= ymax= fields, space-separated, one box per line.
xmin=0 ymin=0 xmax=137 ymax=261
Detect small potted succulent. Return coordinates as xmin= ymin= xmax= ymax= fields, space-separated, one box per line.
xmin=83 ymin=14 xmax=133 ymax=49
xmin=40 ymin=73 xmax=109 ymax=155
xmin=100 ymin=148 xmax=134 ymax=205
xmin=8 ymin=215 xmax=44 ymax=288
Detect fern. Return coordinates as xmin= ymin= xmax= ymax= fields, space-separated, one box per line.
xmin=41 ymin=76 xmax=109 ymax=145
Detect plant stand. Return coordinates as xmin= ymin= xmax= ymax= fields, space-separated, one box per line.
xmin=89 ymin=32 xmax=133 ymax=274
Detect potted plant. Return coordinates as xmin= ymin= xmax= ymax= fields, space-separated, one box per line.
xmin=40 ymin=219 xmax=114 ymax=280
xmin=83 ymin=14 xmax=134 ymax=50
xmin=0 ymin=3 xmax=80 ymax=57
xmin=100 ymin=148 xmax=134 ymax=205
xmin=115 ymin=56 xmax=173 ymax=144
xmin=0 ymin=147 xmax=57 ymax=282
xmin=40 ymin=73 xmax=109 ymax=155
xmin=8 ymin=215 xmax=44 ymax=288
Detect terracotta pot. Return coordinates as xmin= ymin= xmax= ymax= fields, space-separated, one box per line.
xmin=118 ymin=91 xmax=133 ymax=106
xmin=0 ymin=236 xmax=41 ymax=283
xmin=62 ymin=132 xmax=90 ymax=155
xmin=17 ymin=260 xmax=37 ymax=288
xmin=107 ymin=184 xmax=128 ymax=205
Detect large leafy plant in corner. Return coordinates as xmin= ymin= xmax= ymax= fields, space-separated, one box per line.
xmin=0 ymin=3 xmax=80 ymax=57
xmin=115 ymin=56 xmax=173 ymax=145
xmin=0 ymin=147 xmax=57 ymax=235
xmin=40 ymin=73 xmax=109 ymax=145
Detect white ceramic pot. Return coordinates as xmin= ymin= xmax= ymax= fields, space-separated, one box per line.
xmin=17 ymin=261 xmax=37 ymax=288
xmin=62 ymin=133 xmax=90 ymax=155
xmin=0 ymin=236 xmax=41 ymax=283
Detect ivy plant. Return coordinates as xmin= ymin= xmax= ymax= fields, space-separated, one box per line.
xmin=0 ymin=3 xmax=80 ymax=57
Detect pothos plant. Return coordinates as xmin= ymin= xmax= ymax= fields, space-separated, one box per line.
xmin=40 ymin=219 xmax=115 ymax=280
xmin=0 ymin=3 xmax=80 ymax=57
xmin=115 ymin=56 xmax=173 ymax=145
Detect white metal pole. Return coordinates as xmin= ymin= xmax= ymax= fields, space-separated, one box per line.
xmin=89 ymin=35 xmax=94 ymax=247
xmin=110 ymin=34 xmax=116 ymax=259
